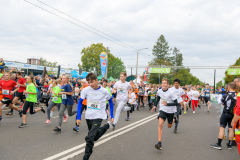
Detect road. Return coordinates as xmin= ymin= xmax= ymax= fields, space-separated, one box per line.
xmin=0 ymin=103 xmax=239 ymax=160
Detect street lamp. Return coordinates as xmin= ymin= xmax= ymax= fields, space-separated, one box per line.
xmin=135 ymin=48 xmax=148 ymax=84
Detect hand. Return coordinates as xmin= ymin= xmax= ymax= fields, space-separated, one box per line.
xmin=151 ymin=106 xmax=156 ymax=112
xmin=17 ymin=83 xmax=20 ymax=86
xmin=110 ymin=118 xmax=114 ymax=123
xmin=76 ymin=120 xmax=81 ymax=126
xmin=58 ymin=92 xmax=63 ymax=95
xmin=10 ymin=91 xmax=14 ymax=95
xmin=161 ymin=101 xmax=167 ymax=106
xmin=130 ymin=102 xmax=133 ymax=105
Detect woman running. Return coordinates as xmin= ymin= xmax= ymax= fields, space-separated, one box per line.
xmin=19 ymin=75 xmax=45 ymax=128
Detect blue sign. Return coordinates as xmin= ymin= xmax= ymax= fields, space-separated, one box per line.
xmin=100 ymin=52 xmax=107 ymax=78
xmin=24 ymin=64 xmax=31 ymax=68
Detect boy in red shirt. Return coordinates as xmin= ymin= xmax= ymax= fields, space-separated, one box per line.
xmin=182 ymin=93 xmax=190 ymax=114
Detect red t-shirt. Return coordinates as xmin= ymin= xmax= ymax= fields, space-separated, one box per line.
xmin=181 ymin=95 xmax=189 ymax=102
xmin=18 ymin=78 xmax=26 ymax=93
xmin=0 ymin=80 xmax=17 ymax=99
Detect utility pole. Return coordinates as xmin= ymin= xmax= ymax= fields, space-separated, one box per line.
xmin=106 ymin=47 xmax=108 ymax=79
xmin=135 ymin=48 xmax=148 ymax=84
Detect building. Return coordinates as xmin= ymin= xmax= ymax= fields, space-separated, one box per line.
xmin=27 ymin=58 xmax=40 ymax=65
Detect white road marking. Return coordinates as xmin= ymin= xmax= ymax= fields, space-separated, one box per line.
xmin=43 ymin=113 xmax=157 ymax=160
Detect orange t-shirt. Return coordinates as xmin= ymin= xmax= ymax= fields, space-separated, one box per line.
xmin=134 ymin=88 xmax=138 ymax=99
xmin=80 ymin=84 xmax=89 ymax=105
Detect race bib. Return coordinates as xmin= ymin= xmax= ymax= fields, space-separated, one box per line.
xmin=62 ymin=94 xmax=67 ymax=99
xmin=88 ymin=101 xmax=101 ymax=110
xmin=206 ymin=93 xmax=210 ymax=97
xmin=25 ymin=94 xmax=29 ymax=98
xmin=53 ymin=97 xmax=58 ymax=101
xmin=43 ymin=92 xmax=47 ymax=96
xmin=151 ymin=96 xmax=155 ymax=99
xmin=161 ymin=99 xmax=169 ymax=104
xmin=118 ymin=88 xmax=125 ymax=93
xmin=2 ymin=89 xmax=9 ymax=95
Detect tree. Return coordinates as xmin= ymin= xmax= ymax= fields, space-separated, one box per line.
xmin=224 ymin=57 xmax=240 ymax=84
xmin=152 ymin=35 xmax=172 ymax=61
xmin=79 ymin=43 xmax=126 ymax=79
xmin=171 ymin=47 xmax=183 ymax=66
xmin=39 ymin=58 xmax=58 ymax=67
xmin=216 ymin=80 xmax=223 ymax=88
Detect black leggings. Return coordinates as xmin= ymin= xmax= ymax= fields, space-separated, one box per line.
xmin=23 ymin=101 xmax=35 ymax=115
xmin=138 ymin=96 xmax=144 ymax=106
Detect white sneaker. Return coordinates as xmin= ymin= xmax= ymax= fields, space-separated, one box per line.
xmin=193 ymin=111 xmax=195 ymax=114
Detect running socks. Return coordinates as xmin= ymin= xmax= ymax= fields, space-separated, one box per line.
xmin=218 ymin=138 xmax=223 ymax=146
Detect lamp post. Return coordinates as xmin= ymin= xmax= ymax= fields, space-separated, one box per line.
xmin=135 ymin=48 xmax=148 ymax=84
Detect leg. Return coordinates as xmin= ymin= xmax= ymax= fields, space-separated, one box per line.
xmin=192 ymin=100 xmax=195 ymax=112
xmin=58 ymin=104 xmax=67 ymax=128
xmin=208 ymin=100 xmax=210 ymax=111
xmin=158 ymin=118 xmax=164 ymax=142
xmin=0 ymin=101 xmax=4 ymax=117
xmin=67 ymin=105 xmax=77 ymax=116
xmin=113 ymin=100 xmax=126 ymax=125
xmin=47 ymin=101 xmax=55 ymax=120
xmin=22 ymin=101 xmax=30 ymax=124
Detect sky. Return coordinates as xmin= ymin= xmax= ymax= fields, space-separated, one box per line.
xmin=1 ymin=0 xmax=240 ymax=85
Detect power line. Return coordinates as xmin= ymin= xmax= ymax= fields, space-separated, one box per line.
xmin=23 ymin=0 xmax=152 ymax=58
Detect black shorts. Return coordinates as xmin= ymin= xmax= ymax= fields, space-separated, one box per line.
xmin=204 ymin=97 xmax=210 ymax=103
xmin=220 ymin=113 xmax=233 ymax=128
xmin=113 ymin=93 xmax=117 ymax=98
xmin=158 ymin=110 xmax=174 ymax=124
xmin=16 ymin=91 xmax=26 ymax=101
xmin=1 ymin=97 xmax=13 ymax=105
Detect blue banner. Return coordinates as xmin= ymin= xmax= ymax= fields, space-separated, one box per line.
xmin=100 ymin=51 xmax=107 ymax=78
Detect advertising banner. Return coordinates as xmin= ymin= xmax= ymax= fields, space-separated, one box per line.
xmin=100 ymin=51 xmax=107 ymax=78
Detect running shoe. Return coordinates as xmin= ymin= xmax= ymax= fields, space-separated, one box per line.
xmin=18 ymin=123 xmax=28 ymax=128
xmin=155 ymin=141 xmax=162 ymax=150
xmin=41 ymin=107 xmax=45 ymax=113
xmin=73 ymin=126 xmax=79 ymax=132
xmin=184 ymin=111 xmax=186 ymax=114
xmin=63 ymin=115 xmax=68 ymax=123
xmin=125 ymin=117 xmax=130 ymax=121
xmin=45 ymin=119 xmax=51 ymax=124
xmin=193 ymin=111 xmax=195 ymax=114
xmin=53 ymin=126 xmax=61 ymax=133
xmin=112 ymin=124 xmax=115 ymax=131
xmin=198 ymin=105 xmax=201 ymax=108
xmin=5 ymin=111 xmax=13 ymax=115
xmin=207 ymin=110 xmax=209 ymax=113
xmin=210 ymin=143 xmax=222 ymax=150
xmin=174 ymin=127 xmax=178 ymax=133
xmin=226 ymin=143 xmax=232 ymax=150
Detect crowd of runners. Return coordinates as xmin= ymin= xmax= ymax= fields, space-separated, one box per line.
xmin=0 ymin=67 xmax=240 ymax=160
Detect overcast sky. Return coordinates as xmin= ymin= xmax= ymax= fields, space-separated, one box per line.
xmin=1 ymin=0 xmax=240 ymax=85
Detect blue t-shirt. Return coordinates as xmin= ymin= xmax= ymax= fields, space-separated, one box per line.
xmin=61 ymin=83 xmax=74 ymax=105
xmin=203 ymin=88 xmax=211 ymax=97
xmin=221 ymin=88 xmax=225 ymax=96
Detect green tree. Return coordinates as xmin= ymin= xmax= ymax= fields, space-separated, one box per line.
xmin=152 ymin=35 xmax=172 ymax=61
xmin=171 ymin=47 xmax=183 ymax=66
xmin=39 ymin=58 xmax=58 ymax=67
xmin=79 ymin=43 xmax=126 ymax=79
xmin=224 ymin=57 xmax=240 ymax=84
xmin=216 ymin=80 xmax=223 ymax=88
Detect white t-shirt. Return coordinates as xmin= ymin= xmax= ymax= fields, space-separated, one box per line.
xmin=186 ymin=91 xmax=192 ymax=99
xmin=157 ymin=89 xmax=178 ymax=113
xmin=170 ymin=87 xmax=185 ymax=103
xmin=81 ymin=86 xmax=111 ymax=120
xmin=114 ymin=81 xmax=131 ymax=100
xmin=128 ymin=93 xmax=137 ymax=104
xmin=189 ymin=90 xmax=199 ymax=101
xmin=145 ymin=87 xmax=149 ymax=96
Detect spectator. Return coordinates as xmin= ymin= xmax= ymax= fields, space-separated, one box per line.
xmin=0 ymin=58 xmax=5 ymax=69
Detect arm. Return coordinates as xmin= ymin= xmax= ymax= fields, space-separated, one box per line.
xmin=151 ymin=96 xmax=160 ymax=112
xmin=108 ymin=98 xmax=114 ymax=120
xmin=166 ymin=99 xmax=178 ymax=106
xmin=76 ymin=98 xmax=84 ymax=120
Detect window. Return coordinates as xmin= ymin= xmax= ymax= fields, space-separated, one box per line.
xmin=28 ymin=59 xmax=31 ymax=64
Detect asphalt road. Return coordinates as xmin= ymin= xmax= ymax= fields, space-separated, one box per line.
xmin=0 ymin=103 xmax=239 ymax=160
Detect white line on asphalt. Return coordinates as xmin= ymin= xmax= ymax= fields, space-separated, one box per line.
xmin=43 ymin=113 xmax=157 ymax=160
xmin=59 ymin=115 xmax=157 ymax=160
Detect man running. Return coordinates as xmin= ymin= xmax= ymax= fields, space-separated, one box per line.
xmin=9 ymin=72 xmax=26 ymax=116
xmin=203 ymin=84 xmax=211 ymax=112
xmin=76 ymin=73 xmax=114 ymax=160
xmin=170 ymin=78 xmax=185 ymax=133
xmin=151 ymin=78 xmax=178 ymax=150
xmin=112 ymin=72 xmax=131 ymax=130
xmin=0 ymin=72 xmax=23 ymax=121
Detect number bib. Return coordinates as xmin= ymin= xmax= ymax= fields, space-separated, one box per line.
xmin=88 ymin=101 xmax=101 ymax=110
xmin=118 ymin=88 xmax=125 ymax=93
xmin=53 ymin=97 xmax=58 ymax=101
xmin=161 ymin=99 xmax=169 ymax=103
xmin=206 ymin=93 xmax=210 ymax=97
xmin=2 ymin=89 xmax=9 ymax=95
xmin=151 ymin=96 xmax=155 ymax=99
xmin=62 ymin=94 xmax=67 ymax=99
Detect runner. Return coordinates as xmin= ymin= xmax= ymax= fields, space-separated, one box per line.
xmin=181 ymin=92 xmax=190 ymax=114
xmin=148 ymin=87 xmax=157 ymax=111
xmin=19 ymin=75 xmax=45 ymax=128
xmin=45 ymin=81 xmax=66 ymax=124
xmin=189 ymin=86 xmax=200 ymax=113
xmin=138 ymin=83 xmax=145 ymax=107
xmin=211 ymin=82 xmax=237 ymax=150
xmin=203 ymin=84 xmax=211 ymax=112
xmin=0 ymin=72 xmax=23 ymax=122
xmin=112 ymin=72 xmax=131 ymax=130
xmin=170 ymin=78 xmax=185 ymax=133
xmin=125 ymin=87 xmax=137 ymax=121
xmin=76 ymin=73 xmax=114 ymax=160
xmin=53 ymin=75 xmax=77 ymax=133
xmin=133 ymin=84 xmax=139 ymax=111
xmin=144 ymin=84 xmax=149 ymax=107
xmin=197 ymin=84 xmax=202 ymax=108
xmin=151 ymin=78 xmax=178 ymax=150
xmin=9 ymin=72 xmax=26 ymax=116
